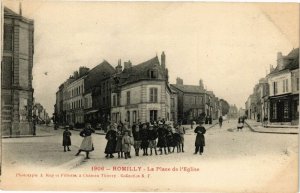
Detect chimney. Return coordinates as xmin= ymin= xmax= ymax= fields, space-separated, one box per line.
xmin=124 ymin=60 xmax=132 ymax=69
xmin=161 ymin=51 xmax=166 ymax=69
xmin=19 ymin=1 xmax=22 ymax=16
xmin=116 ymin=59 xmax=123 ymax=73
xmin=277 ymin=52 xmax=284 ymax=70
xmin=73 ymin=71 xmax=79 ymax=79
xmin=79 ymin=66 xmax=89 ymax=77
xmin=270 ymin=64 xmax=274 ymax=73
xmin=199 ymin=79 xmax=204 ymax=90
xmin=176 ymin=77 xmax=183 ymax=85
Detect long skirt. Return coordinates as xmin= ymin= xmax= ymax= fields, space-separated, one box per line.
xmin=157 ymin=137 xmax=167 ymax=148
xmin=105 ymin=139 xmax=116 ymax=154
xmin=141 ymin=140 xmax=149 ymax=149
xmin=79 ymin=136 xmax=94 ymax=152
xmin=62 ymin=136 xmax=71 ymax=146
xmin=115 ymin=138 xmax=123 ymax=152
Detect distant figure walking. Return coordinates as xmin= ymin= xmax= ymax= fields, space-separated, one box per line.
xmin=237 ymin=117 xmax=244 ymax=131
xmin=263 ymin=115 xmax=268 ymax=128
xmin=194 ymin=122 xmax=206 ymax=155
xmin=62 ymin=125 xmax=72 ymax=152
xmin=75 ymin=123 xmax=95 ymax=159
xmin=218 ymin=116 xmax=223 ymax=128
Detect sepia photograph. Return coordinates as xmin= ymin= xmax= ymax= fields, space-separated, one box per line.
xmin=0 ymin=0 xmax=299 ymax=192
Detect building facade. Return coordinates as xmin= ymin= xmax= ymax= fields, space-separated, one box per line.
xmin=267 ymin=49 xmax=299 ymax=125
xmin=245 ymin=48 xmax=299 ymax=126
xmin=84 ymin=61 xmax=115 ymax=127
xmin=111 ymin=53 xmax=171 ymax=126
xmin=2 ymin=7 xmax=34 ymax=136
xmin=171 ymin=79 xmax=206 ymax=124
xmin=65 ymin=71 xmax=87 ymax=127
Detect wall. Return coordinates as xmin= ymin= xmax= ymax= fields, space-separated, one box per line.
xmin=268 ymin=72 xmax=291 ymax=96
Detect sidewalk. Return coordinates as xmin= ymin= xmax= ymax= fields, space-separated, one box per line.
xmin=2 ymin=126 xmax=85 ymax=170
xmin=183 ymin=120 xmax=218 ymax=134
xmin=2 ymin=124 xmax=56 ymax=138
xmin=245 ymin=119 xmax=299 ymax=134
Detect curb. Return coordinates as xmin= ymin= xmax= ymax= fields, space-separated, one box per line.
xmin=2 ymin=134 xmax=55 ymax=138
xmin=54 ymin=155 xmax=86 ymax=170
xmin=245 ymin=121 xmax=298 ymax=135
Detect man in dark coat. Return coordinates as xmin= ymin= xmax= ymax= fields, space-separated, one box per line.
xmin=218 ymin=116 xmax=223 ymax=128
xmin=62 ymin=125 xmax=72 ymax=152
xmin=194 ymin=122 xmax=206 ymax=155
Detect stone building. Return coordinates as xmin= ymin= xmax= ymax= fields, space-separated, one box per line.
xmin=2 ymin=7 xmax=34 ymax=136
xmin=83 ymin=60 xmax=115 ymax=127
xmin=111 ymin=52 xmax=171 ymax=126
xmin=267 ymin=48 xmax=299 ymax=125
xmin=170 ymin=79 xmax=206 ymax=124
xmin=64 ymin=67 xmax=89 ymax=127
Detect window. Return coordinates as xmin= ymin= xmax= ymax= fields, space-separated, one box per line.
xmin=149 ymin=88 xmax=158 ymax=103
xmin=126 ymin=91 xmax=131 ymax=105
xmin=113 ymin=95 xmax=117 ymax=107
xmin=117 ymin=94 xmax=120 ymax=106
xmin=297 ymin=78 xmax=299 ymax=91
xmin=81 ymin=99 xmax=83 ymax=107
xmin=273 ymin=82 xmax=278 ymax=95
xmin=4 ymin=25 xmax=13 ymax=51
xmin=171 ymin=98 xmax=175 ymax=107
xmin=85 ymin=98 xmax=88 ymax=108
xmin=199 ymin=96 xmax=203 ymax=104
xmin=150 ymin=110 xmax=158 ymax=121
xmin=149 ymin=70 xmax=157 ymax=78
xmin=133 ymin=111 xmax=137 ymax=123
xmin=194 ymin=96 xmax=197 ymax=104
xmin=127 ymin=111 xmax=130 ymax=123
xmin=283 ymin=79 xmax=289 ymax=93
xmin=2 ymin=57 xmax=12 ymax=87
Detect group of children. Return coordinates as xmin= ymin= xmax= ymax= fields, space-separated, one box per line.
xmin=62 ymin=120 xmax=207 ymax=159
xmin=103 ymin=121 xmax=186 ymax=159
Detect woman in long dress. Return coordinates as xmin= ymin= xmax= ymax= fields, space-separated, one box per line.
xmin=75 ymin=123 xmax=95 ymax=159
xmin=104 ymin=123 xmax=117 ymax=158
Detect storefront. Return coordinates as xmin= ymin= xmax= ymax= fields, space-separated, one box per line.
xmin=269 ymin=94 xmax=292 ymax=123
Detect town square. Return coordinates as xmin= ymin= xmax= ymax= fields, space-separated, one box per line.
xmin=1 ymin=1 xmax=299 ymax=192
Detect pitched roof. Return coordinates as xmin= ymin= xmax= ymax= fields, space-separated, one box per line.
xmin=4 ymin=7 xmax=18 ymax=16
xmin=117 ymin=56 xmax=166 ymax=86
xmin=170 ymin=84 xmax=205 ymax=94
xmin=84 ymin=60 xmax=116 ymax=92
xmin=270 ymin=48 xmax=299 ymax=75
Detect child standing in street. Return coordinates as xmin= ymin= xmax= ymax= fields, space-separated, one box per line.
xmin=63 ymin=125 xmax=72 ymax=152
xmin=122 ymin=130 xmax=132 ymax=159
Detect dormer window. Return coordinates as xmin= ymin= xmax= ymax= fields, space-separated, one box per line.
xmin=149 ymin=70 xmax=158 ymax=79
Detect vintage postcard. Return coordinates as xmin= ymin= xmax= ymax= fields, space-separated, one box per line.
xmin=0 ymin=0 xmax=299 ymax=192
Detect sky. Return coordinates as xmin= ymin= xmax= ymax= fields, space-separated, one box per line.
xmin=3 ymin=1 xmax=299 ymax=115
